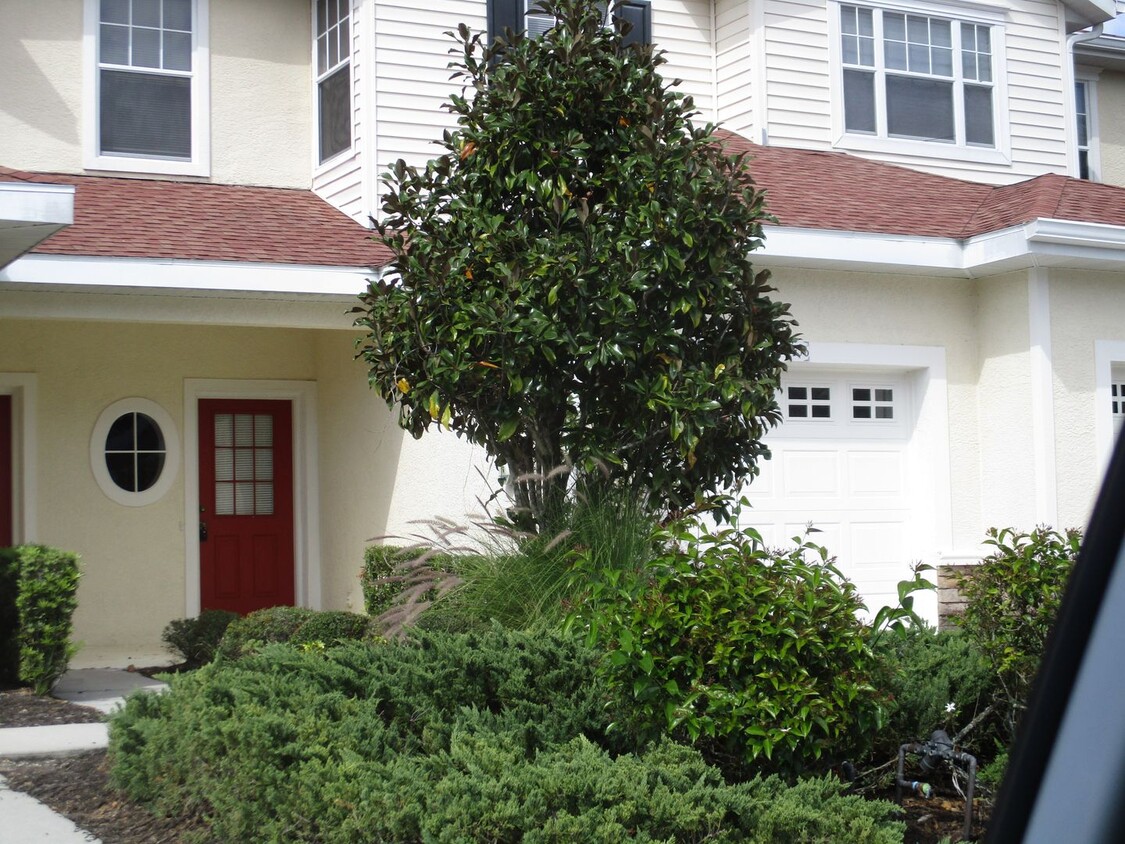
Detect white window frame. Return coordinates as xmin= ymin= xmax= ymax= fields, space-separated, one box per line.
xmin=90 ymin=397 xmax=181 ymax=507
xmin=82 ymin=0 xmax=211 ymax=177
xmin=1075 ymin=71 xmax=1101 ymax=182
xmin=828 ymin=0 xmax=1011 ymax=167
xmin=313 ymin=0 xmax=354 ymax=169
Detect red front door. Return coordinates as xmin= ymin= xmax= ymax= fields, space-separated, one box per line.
xmin=0 ymin=395 xmax=12 ymax=548
xmin=198 ymin=399 xmax=295 ymax=614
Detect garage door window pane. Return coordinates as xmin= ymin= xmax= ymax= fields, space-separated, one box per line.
xmin=787 ymin=385 xmax=832 ymax=420
xmin=853 ymin=387 xmax=894 ymax=421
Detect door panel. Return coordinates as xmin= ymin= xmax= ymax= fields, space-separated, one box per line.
xmin=199 ymin=399 xmax=294 ymax=614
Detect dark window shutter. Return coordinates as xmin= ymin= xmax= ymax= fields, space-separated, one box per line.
xmin=488 ymin=0 xmax=523 ymax=41
xmin=615 ymin=1 xmax=651 ymax=47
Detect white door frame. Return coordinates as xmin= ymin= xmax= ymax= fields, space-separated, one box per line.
xmin=183 ymin=379 xmax=321 ymax=616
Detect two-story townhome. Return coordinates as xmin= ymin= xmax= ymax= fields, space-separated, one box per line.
xmin=4 ymin=0 xmax=1125 ymax=662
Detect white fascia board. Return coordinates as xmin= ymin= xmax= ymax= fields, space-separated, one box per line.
xmin=758 ymin=226 xmax=967 ymax=276
xmin=0 ymin=182 xmax=75 ymax=225
xmin=0 ymin=253 xmax=376 ymax=297
xmin=0 ymin=183 xmax=76 ymax=269
xmin=764 ymin=218 xmax=1125 ymax=276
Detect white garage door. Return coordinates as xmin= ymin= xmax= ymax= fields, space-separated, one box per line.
xmin=740 ymin=370 xmax=918 ymax=616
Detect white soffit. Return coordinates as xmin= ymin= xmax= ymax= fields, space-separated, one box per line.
xmin=0 ymin=183 xmax=75 ymax=270
xmin=760 ymin=218 xmax=1125 ymax=276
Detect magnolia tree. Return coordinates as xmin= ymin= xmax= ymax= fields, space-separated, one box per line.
xmin=356 ymin=0 xmax=803 ymax=529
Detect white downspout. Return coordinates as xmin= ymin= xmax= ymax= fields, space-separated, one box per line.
xmin=1064 ymin=23 xmax=1104 ymax=176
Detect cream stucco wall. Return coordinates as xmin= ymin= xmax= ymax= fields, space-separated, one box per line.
xmin=0 ymin=317 xmax=414 ymax=661
xmin=0 ymin=0 xmax=311 ymax=188
xmin=974 ymin=273 xmax=1038 ymax=531
xmin=1049 ymin=269 xmax=1125 ymax=528
xmin=1095 ymin=70 xmax=1125 ymax=187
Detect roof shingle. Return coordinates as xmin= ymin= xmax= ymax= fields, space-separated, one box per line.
xmin=715 ymin=130 xmax=1125 ymax=240
xmin=0 ymin=167 xmax=390 ymax=268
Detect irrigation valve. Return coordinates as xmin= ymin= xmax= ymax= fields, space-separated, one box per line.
xmin=895 ymin=729 xmax=979 ymax=841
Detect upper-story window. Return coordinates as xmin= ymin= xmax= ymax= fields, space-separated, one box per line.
xmin=86 ymin=0 xmax=210 ymax=176
xmin=488 ymin=1 xmax=651 ymax=47
xmin=315 ymin=0 xmax=352 ymax=164
xmin=839 ymin=4 xmax=997 ymax=150
xmin=1076 ymin=78 xmax=1099 ymax=181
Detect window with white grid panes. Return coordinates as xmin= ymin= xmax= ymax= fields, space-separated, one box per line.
xmin=839 ymin=4 xmax=995 ymax=147
xmin=97 ymin=0 xmax=195 ymax=159
xmin=851 ymin=386 xmax=895 ymax=420
xmin=213 ymin=413 xmax=274 ymax=516
xmin=785 ymin=385 xmax=833 ymax=420
xmin=315 ymin=0 xmax=351 ymax=163
xmin=1113 ymin=381 xmax=1125 ymax=436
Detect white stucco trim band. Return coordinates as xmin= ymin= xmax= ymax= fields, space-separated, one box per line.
xmin=183 ymin=379 xmax=322 ymax=617
xmin=1 ymin=253 xmax=375 ymax=295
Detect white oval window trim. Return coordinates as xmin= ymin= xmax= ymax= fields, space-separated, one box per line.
xmin=90 ymin=398 xmax=181 ymax=507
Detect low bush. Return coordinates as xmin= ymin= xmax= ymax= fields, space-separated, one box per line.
xmin=110 ymin=628 xmax=904 ymax=842
xmin=954 ymin=526 xmax=1079 ymax=741
xmin=161 ymin=609 xmax=239 ymax=668
xmin=217 ymin=607 xmax=374 ymax=661
xmin=1 ymin=545 xmax=82 ymax=694
xmin=570 ymin=517 xmax=884 ymax=778
xmin=872 ymin=626 xmax=997 ymax=761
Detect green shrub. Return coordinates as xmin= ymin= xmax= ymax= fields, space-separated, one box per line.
xmin=217 ymin=607 xmax=374 ymax=661
xmin=872 ymin=626 xmax=997 ymax=760
xmin=0 ymin=547 xmax=20 ymax=685
xmin=954 ymin=526 xmax=1079 ymax=741
xmin=110 ymin=629 xmax=903 ymax=842
xmin=8 ymin=545 xmax=82 ymax=694
xmin=361 ymin=545 xmax=459 ymax=616
xmin=161 ymin=609 xmax=239 ymax=668
xmin=571 ymin=517 xmax=883 ymax=777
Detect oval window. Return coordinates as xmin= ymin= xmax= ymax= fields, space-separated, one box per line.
xmin=91 ymin=399 xmax=180 ymax=506
xmin=105 ymin=412 xmax=167 ymax=492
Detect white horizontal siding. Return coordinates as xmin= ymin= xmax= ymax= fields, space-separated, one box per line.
xmin=755 ymin=0 xmax=1073 ymax=184
xmin=763 ymin=0 xmax=833 ymax=147
xmin=372 ymin=0 xmax=483 ymax=189
xmin=715 ymin=0 xmax=754 ymax=137
xmin=654 ymin=1 xmax=716 ymax=121
xmin=314 ymin=0 xmax=365 ymax=221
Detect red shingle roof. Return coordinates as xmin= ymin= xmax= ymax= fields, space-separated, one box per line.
xmin=716 ymin=130 xmax=1125 ymax=239
xmin=8 ymin=133 xmax=1125 ymax=264
xmin=0 ymin=166 xmax=390 ymax=268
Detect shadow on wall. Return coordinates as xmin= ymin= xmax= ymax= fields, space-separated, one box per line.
xmin=3 ymin=23 xmax=81 ymax=150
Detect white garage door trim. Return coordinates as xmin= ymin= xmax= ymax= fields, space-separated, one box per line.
xmin=749 ymin=342 xmax=950 ymax=624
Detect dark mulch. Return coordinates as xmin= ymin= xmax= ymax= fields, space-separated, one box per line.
xmin=0 ymin=687 xmax=107 ymax=727
xmin=0 ymin=684 xmax=201 ymax=844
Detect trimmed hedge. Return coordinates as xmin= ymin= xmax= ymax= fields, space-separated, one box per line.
xmin=217 ymin=606 xmax=374 ymax=661
xmin=0 ymin=545 xmax=81 ymax=693
xmin=161 ymin=609 xmax=239 ymax=668
xmin=110 ymin=629 xmax=904 ymax=842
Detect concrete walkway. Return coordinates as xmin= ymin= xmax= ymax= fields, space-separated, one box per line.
xmin=0 ymin=668 xmax=169 ymax=843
